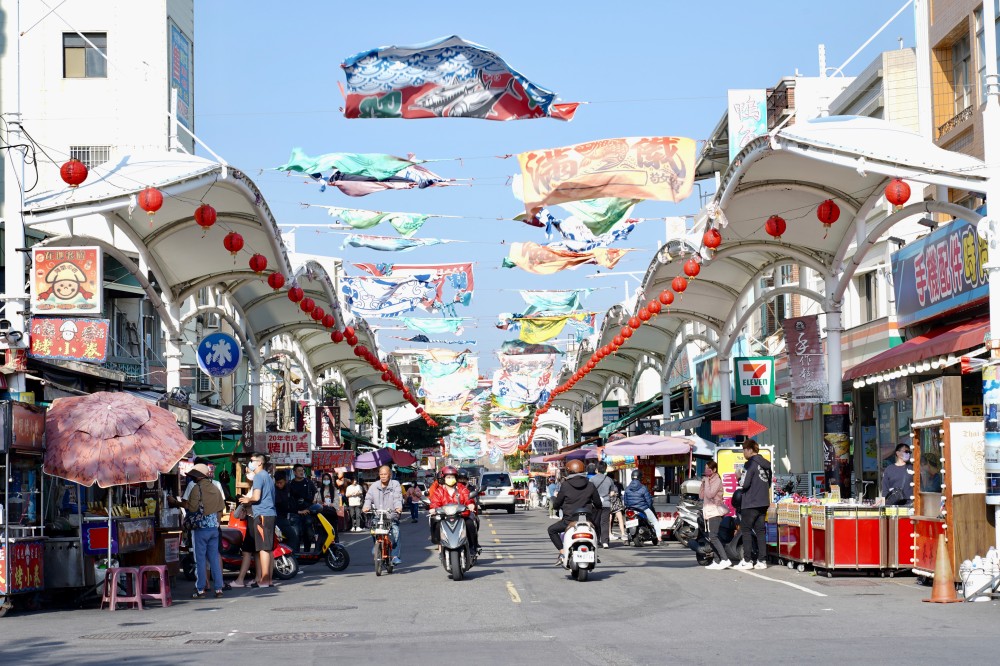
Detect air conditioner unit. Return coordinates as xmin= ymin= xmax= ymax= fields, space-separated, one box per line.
xmin=198 ymin=372 xmax=212 ymax=393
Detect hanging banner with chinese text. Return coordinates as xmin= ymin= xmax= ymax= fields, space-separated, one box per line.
xmin=727 ymin=89 xmax=767 ymax=163
xmin=517 ymin=136 xmax=696 ymax=215
xmin=782 ymin=315 xmax=828 ymax=402
xmin=341 ymin=36 xmax=578 ymax=121
xmin=31 ymin=247 xmax=102 ymax=315
xmin=28 ymin=318 xmax=109 ymax=363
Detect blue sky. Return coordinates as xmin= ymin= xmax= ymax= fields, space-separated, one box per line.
xmin=193 ymin=1 xmax=913 ymax=375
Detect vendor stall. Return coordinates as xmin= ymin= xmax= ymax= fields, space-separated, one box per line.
xmin=909 ymin=377 xmax=994 ymax=580
xmin=0 ymin=401 xmax=46 ymax=616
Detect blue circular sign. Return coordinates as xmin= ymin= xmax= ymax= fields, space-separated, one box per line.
xmin=197 ymin=332 xmax=242 ymax=378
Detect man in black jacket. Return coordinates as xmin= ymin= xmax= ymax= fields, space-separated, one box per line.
xmin=288 ymin=465 xmax=317 ymax=553
xmin=733 ymin=440 xmax=772 ymax=570
xmin=547 ymin=459 xmax=602 ymax=563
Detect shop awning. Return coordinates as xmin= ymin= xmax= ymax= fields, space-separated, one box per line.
xmin=599 ymin=393 xmax=662 ymax=439
xmin=127 ymin=389 xmax=243 ymax=432
xmin=603 ymin=434 xmax=692 ymax=457
xmin=843 ymin=315 xmax=989 ymax=381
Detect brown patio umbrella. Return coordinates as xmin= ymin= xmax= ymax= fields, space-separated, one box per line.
xmin=44 ymin=392 xmax=193 ymax=488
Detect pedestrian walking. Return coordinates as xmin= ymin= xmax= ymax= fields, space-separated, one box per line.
xmin=733 ymin=440 xmax=771 ymax=570
xmin=407 ymin=483 xmax=422 ymax=522
xmin=589 ymin=462 xmax=615 ymax=548
xmin=547 ymin=477 xmax=560 ymax=519
xmin=184 ymin=464 xmax=226 ymax=598
xmin=699 ymin=461 xmax=731 ymax=570
xmin=608 ymin=485 xmax=627 ymax=541
xmin=346 ymin=476 xmax=364 ymax=531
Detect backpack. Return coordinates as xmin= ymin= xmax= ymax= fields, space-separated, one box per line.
xmin=195 ymin=479 xmax=225 ymax=515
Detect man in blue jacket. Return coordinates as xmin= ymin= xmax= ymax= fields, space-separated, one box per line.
xmin=623 ymin=470 xmax=659 ymax=546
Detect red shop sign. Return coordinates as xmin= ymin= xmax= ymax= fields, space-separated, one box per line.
xmin=7 ymin=401 xmax=45 ymax=452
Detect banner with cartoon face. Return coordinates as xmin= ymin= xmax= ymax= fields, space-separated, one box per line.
xmin=31 ymin=247 xmax=102 ymax=315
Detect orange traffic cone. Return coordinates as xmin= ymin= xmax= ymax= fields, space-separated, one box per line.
xmin=923 ymin=533 xmax=962 ymax=603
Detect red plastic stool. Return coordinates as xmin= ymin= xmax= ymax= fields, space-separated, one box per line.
xmin=138 ymin=565 xmax=173 ymax=608
xmin=100 ymin=567 xmax=143 ymax=611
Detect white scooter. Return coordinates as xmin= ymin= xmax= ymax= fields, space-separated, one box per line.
xmin=560 ymin=509 xmax=598 ymax=582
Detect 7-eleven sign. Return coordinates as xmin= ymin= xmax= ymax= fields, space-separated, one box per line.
xmin=734 ymin=356 xmax=775 ymax=405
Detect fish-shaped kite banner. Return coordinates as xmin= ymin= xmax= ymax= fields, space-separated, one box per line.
xmin=343 ymin=234 xmax=450 ymax=252
xmin=502 ymin=242 xmax=631 ymax=274
xmin=327 ymin=208 xmax=430 ymax=237
xmin=399 ymin=317 xmax=465 ymax=336
xmin=340 ymin=276 xmax=437 ymax=317
xmin=355 ymin=262 xmax=474 ymax=307
xmin=341 ymin=36 xmax=578 ymax=122
xmin=278 ymin=149 xmax=455 ymax=197
xmin=517 ymin=137 xmax=696 ymax=215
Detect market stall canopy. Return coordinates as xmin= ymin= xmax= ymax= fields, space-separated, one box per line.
xmin=355 ymin=447 xmax=419 ymax=469
xmin=554 ymin=116 xmax=989 ymax=408
xmin=21 ymin=151 xmax=402 ymax=410
xmin=603 ymin=434 xmax=692 ymax=458
xmin=44 ymin=391 xmax=193 ymax=488
xmin=542 ymin=447 xmax=601 ymax=462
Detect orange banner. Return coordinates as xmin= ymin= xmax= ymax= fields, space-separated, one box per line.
xmin=518 ymin=136 xmax=696 ymax=214
xmin=504 ymin=242 xmax=631 ymax=275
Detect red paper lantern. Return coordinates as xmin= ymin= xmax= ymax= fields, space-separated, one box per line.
xmin=659 ymin=290 xmax=674 ymax=306
xmin=248 ymin=253 xmax=268 ymax=274
xmin=346 ymin=335 xmax=358 ymax=346
xmin=648 ymin=299 xmax=662 ymax=315
xmin=629 ymin=316 xmax=642 ymax=329
xmin=703 ymin=228 xmax=722 ymax=250
xmin=311 ymin=306 xmax=325 ymax=322
xmin=621 ymin=326 xmax=633 ymax=339
xmin=671 ymin=276 xmax=688 ymax=293
xmin=381 ymin=371 xmax=391 ymax=382
xmin=683 ymin=258 xmax=701 ymax=279
xmin=322 ymin=314 xmax=335 ymax=328
xmin=138 ymin=187 xmax=164 ymax=216
xmin=223 ymin=231 xmax=244 ymax=256
xmin=194 ymin=203 xmax=217 ymax=233
xmin=60 ymin=159 xmax=88 ymax=188
xmin=764 ymin=215 xmax=786 ymax=240
xmin=613 ymin=335 xmax=625 ymax=346
xmin=596 ymin=348 xmax=605 ymax=359
xmin=885 ymin=178 xmax=910 ymax=206
xmin=639 ymin=308 xmax=651 ymax=321
xmin=354 ymin=345 xmax=366 ymax=357
xmin=816 ymin=199 xmax=840 ymax=228
xmin=331 ymin=331 xmax=344 ymax=343
xmin=267 ymin=272 xmax=285 ymax=291
xmin=343 ymin=326 xmax=355 ymax=339
xmin=300 ymin=297 xmax=315 ymax=314
xmin=287 ymin=285 xmax=304 ymax=303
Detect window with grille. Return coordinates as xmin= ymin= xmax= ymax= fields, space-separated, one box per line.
xmin=63 ymin=33 xmax=107 ymax=78
xmin=69 ymin=145 xmax=111 ymax=170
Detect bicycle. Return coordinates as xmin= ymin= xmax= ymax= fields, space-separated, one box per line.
xmin=368 ymin=509 xmax=395 ymax=576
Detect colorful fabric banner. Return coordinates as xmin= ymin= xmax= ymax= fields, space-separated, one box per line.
xmin=328 ymin=208 xmax=430 ymax=237
xmin=544 ymin=212 xmax=637 ymax=252
xmin=341 ymin=36 xmax=578 ymax=121
xmin=518 ymin=313 xmax=595 ymax=344
xmin=519 ymin=289 xmax=590 ymax=315
xmin=417 ymin=351 xmax=478 ymax=416
xmin=517 ymin=137 xmax=696 ymax=214
xmin=489 ymin=415 xmax=523 ymax=439
xmin=556 ymin=197 xmax=641 ymax=235
xmin=355 ymin=262 xmax=474 ymax=307
xmin=499 ymin=340 xmax=562 ymax=356
xmin=393 ymin=334 xmax=477 ymax=345
xmin=343 ymin=234 xmax=449 ymax=252
xmin=492 ymin=352 xmax=556 ymax=405
xmin=503 ymin=242 xmax=631 ymax=274
xmin=340 ymin=276 xmax=436 ymax=317
xmin=399 ymin=317 xmax=465 ymax=336
xmin=278 ymin=148 xmax=425 ymax=180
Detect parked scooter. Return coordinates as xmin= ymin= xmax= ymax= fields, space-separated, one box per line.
xmin=691 ymin=513 xmax=743 ymax=566
xmin=560 ymin=509 xmax=598 ymax=582
xmin=624 ymin=507 xmax=658 ymax=547
xmin=432 ymin=503 xmax=476 ymax=581
xmin=182 ymin=515 xmax=298 ymax=581
xmin=295 ymin=510 xmax=350 ymax=572
xmin=673 ymin=479 xmax=702 ymax=545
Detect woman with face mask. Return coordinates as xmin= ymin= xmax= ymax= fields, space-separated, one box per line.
xmin=881 ymin=443 xmax=914 ymax=506
xmin=314 ymin=472 xmax=343 ymax=540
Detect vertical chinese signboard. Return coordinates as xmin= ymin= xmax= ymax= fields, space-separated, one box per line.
xmin=782 ymin=315 xmax=827 ymax=402
xmin=0 ymin=539 xmax=45 ymax=594
xmin=169 ymin=21 xmax=194 ymax=130
xmin=727 ymin=89 xmax=767 ymax=163
xmin=315 ymin=403 xmax=343 ymax=450
xmin=30 ymin=246 xmax=102 ymax=315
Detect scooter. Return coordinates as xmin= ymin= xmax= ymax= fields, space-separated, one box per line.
xmin=673 ymin=479 xmax=702 ymax=545
xmin=624 ymin=507 xmax=658 ymax=547
xmin=560 ymin=509 xmax=598 ymax=582
xmin=691 ymin=513 xmax=743 ymax=566
xmin=295 ymin=510 xmax=350 ymax=572
xmin=182 ymin=515 xmax=298 ymax=581
xmin=433 ymin=503 xmax=476 ymax=581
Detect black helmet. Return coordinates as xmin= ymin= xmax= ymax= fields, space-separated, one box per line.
xmin=630 ymin=470 xmax=641 ymax=481
xmin=457 ymin=469 xmax=469 ymax=482
xmin=731 ymin=488 xmax=744 ymax=511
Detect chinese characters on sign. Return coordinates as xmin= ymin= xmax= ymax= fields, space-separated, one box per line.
xmin=727 ymin=89 xmax=767 ymax=163
xmin=30 ymin=247 xmax=102 ymax=315
xmin=311 ymin=450 xmax=355 ymax=471
xmin=197 ymin=332 xmax=241 ymax=378
xmin=266 ymin=432 xmax=312 ymax=466
xmin=315 ymin=404 xmax=343 ymax=450
xmin=169 ymin=22 xmax=193 ymax=129
xmin=716 ymin=447 xmax=774 ymax=517
xmin=782 ymin=315 xmax=827 ymax=402
xmin=0 ymin=539 xmax=45 ymax=594
xmin=29 ymin=317 xmax=109 ymax=363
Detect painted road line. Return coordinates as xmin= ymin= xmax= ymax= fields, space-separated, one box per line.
xmin=496 ymin=553 xmax=503 ymax=559
xmin=494 ymin=538 xmax=501 ymax=544
xmin=506 ymin=581 xmax=521 ymax=603
xmin=736 ymin=570 xmax=828 ymax=597
xmin=490 ymin=529 xmax=497 ymax=535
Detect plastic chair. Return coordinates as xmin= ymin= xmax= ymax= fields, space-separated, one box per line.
xmin=100 ymin=567 xmax=143 ymax=611
xmin=138 ymin=565 xmax=172 ymax=608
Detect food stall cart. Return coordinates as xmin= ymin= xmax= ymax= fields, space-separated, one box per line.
xmin=0 ymin=401 xmax=47 ymax=617
xmin=909 ymin=377 xmax=995 ymax=581
xmin=775 ymin=502 xmax=812 ymax=571
xmin=809 ymin=504 xmax=885 ymax=576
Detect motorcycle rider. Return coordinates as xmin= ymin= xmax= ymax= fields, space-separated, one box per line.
xmin=624 ymin=470 xmax=660 ymax=545
xmin=362 ymin=465 xmax=403 ymax=566
xmin=429 ymin=466 xmax=480 ymax=556
xmin=548 ymin=459 xmax=602 ymax=564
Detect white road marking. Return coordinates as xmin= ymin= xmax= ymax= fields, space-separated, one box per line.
xmin=505 ymin=581 xmax=521 ymax=603
xmin=736 ymin=569 xmax=827 ymax=597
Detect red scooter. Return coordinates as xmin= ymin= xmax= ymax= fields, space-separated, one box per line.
xmin=182 ymin=515 xmax=299 ymax=581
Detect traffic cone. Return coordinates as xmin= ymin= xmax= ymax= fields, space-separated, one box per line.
xmin=923 ymin=534 xmax=962 ymax=603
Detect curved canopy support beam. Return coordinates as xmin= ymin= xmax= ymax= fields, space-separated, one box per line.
xmin=179 ymin=304 xmax=262 ymax=369
xmin=733 ymin=179 xmax=863 ymax=213
xmin=722 ymin=285 xmax=824 ymax=355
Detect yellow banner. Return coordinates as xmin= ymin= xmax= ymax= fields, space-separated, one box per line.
xmin=518 ymin=136 xmax=696 ymax=214
xmin=519 ymin=313 xmax=590 ymax=344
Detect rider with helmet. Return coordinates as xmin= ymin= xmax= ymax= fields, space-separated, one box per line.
xmin=624 ymin=469 xmax=660 ymax=546
xmin=429 ymin=466 xmax=480 ymax=555
xmin=547 ymin=459 xmax=602 ymax=563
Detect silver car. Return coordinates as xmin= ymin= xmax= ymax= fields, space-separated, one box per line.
xmin=477 ymin=472 xmax=515 ymax=513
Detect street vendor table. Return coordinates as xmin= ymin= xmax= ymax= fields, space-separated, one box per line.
xmin=810 ymin=505 xmax=885 ymax=576
xmin=775 ymin=503 xmax=812 ymax=571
